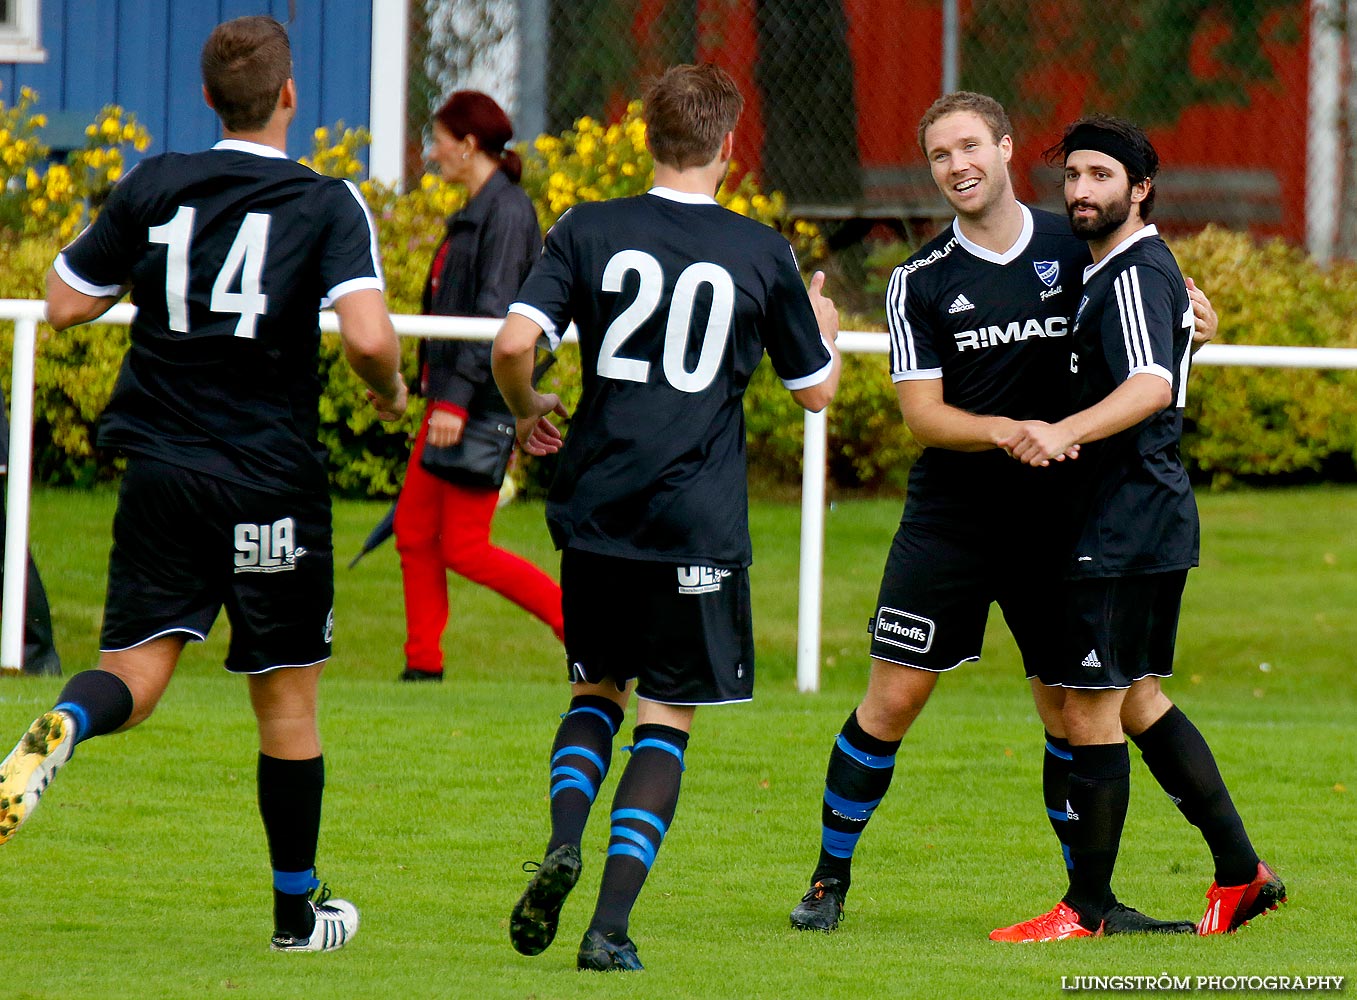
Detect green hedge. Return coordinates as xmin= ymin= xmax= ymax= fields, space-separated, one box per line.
xmin=1172 ymin=227 xmax=1357 ymax=487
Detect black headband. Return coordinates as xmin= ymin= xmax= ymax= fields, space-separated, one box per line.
xmin=1064 ymin=123 xmax=1150 ymax=180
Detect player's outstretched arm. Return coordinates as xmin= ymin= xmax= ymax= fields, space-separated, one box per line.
xmin=493 ymin=312 xmax=568 ymax=455
xmin=332 ymin=288 xmax=407 ymax=421
xmin=789 ymin=271 xmax=842 ymax=413
xmin=44 ymin=267 xmax=124 ymax=331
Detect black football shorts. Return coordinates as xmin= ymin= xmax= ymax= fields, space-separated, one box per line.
xmin=1031 ymin=569 xmax=1189 ymax=690
xmin=869 ymin=516 xmax=1065 ymax=674
xmin=560 ymin=548 xmax=754 ymax=705
xmin=100 ymin=458 xmax=334 ymax=674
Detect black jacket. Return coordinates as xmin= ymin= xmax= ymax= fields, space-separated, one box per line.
xmin=419 ymin=168 xmax=542 ymax=417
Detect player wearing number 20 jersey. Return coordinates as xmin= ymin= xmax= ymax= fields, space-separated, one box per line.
xmin=497 ymin=62 xmax=839 ymax=973
xmin=510 ymin=188 xmax=834 ymax=569
xmin=56 ymin=141 xmax=382 ymax=496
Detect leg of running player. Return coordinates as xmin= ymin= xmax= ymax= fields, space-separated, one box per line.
xmin=0 ymin=637 xmax=177 ymax=845
xmin=509 ymin=678 xmax=630 ymax=958
xmin=581 ymin=698 xmax=693 ymax=967
xmin=249 ymin=662 xmax=357 ymax=950
xmin=547 ymin=680 xmax=631 ymax=855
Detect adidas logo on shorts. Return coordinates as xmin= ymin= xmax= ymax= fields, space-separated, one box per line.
xmin=948 ymin=293 xmax=975 ymax=314
xmin=1081 ymin=649 xmax=1103 ymax=670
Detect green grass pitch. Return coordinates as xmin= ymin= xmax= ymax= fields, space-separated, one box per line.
xmin=1 ymin=485 xmax=1353 ymax=999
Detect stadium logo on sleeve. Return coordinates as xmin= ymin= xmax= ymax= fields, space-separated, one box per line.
xmin=873 ymin=607 xmax=934 ymax=653
xmin=1034 ymin=260 xmax=1060 ymax=288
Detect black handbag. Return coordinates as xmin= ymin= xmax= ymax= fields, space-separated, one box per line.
xmin=417 ymin=339 xmax=555 ymax=490
xmin=419 ymin=414 xmax=516 ymax=490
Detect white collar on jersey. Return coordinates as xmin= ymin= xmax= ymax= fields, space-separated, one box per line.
xmin=212 ymin=139 xmax=289 ymax=159
xmin=950 ymin=202 xmax=1034 ymax=265
xmin=648 ymin=186 xmax=718 ymax=206
xmin=1081 ymin=224 xmax=1160 ymax=283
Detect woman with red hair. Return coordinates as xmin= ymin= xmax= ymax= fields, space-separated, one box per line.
xmin=395 ymin=91 xmax=563 ymax=682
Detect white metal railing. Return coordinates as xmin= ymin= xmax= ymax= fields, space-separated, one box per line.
xmin=4 ymin=299 xmax=1357 ymax=690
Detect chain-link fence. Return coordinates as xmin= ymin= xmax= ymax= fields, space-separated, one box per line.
xmin=420 ymin=2 xmax=1340 ymax=256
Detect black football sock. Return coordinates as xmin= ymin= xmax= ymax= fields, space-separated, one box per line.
xmin=1063 ymin=742 xmax=1130 ymax=927
xmin=810 ymin=710 xmax=901 ymax=895
xmin=1131 ymin=705 xmax=1260 ymax=886
xmin=587 ymin=724 xmax=688 ymax=939
xmin=547 ymin=695 xmax=625 ymax=853
xmin=53 ymin=669 xmax=134 ymax=746
xmin=1043 ymin=733 xmax=1075 ymax=874
xmin=258 ymin=753 xmax=325 ymax=938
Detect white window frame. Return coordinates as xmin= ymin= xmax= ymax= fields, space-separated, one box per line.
xmin=0 ymin=0 xmax=45 ymax=64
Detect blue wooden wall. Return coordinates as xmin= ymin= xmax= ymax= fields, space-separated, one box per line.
xmin=0 ymin=0 xmax=373 ymax=163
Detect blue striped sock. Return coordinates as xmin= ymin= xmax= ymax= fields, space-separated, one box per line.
xmin=547 ymin=696 xmax=624 ymax=852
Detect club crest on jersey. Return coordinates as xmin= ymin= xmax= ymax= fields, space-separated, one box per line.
xmin=234 ymin=517 xmax=305 ymax=573
xmin=873 ymin=607 xmax=934 ymax=653
xmin=1034 ymin=260 xmax=1060 ymax=288
xmin=677 ymin=565 xmax=731 ymax=595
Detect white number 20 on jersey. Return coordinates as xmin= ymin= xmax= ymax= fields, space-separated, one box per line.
xmin=597 ymin=249 xmax=734 ymax=393
xmin=148 ymin=205 xmax=271 ymax=338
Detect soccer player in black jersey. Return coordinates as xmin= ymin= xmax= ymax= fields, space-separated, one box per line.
xmin=0 ymin=16 xmax=407 ymax=953
xmin=994 ymin=116 xmax=1283 ymax=941
xmin=493 ymin=63 xmax=840 ymax=971
xmin=787 ymin=93 xmax=1220 ymax=938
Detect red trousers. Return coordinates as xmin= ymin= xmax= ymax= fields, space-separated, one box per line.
xmin=395 ymin=418 xmax=564 ymax=671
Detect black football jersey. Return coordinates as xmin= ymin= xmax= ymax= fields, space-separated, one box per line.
xmin=56 ymin=140 xmax=384 ymax=495
xmin=1066 ymin=224 xmax=1199 ymax=577
xmin=885 ymin=204 xmax=1088 ymax=518
xmin=509 ymin=187 xmax=834 ymax=567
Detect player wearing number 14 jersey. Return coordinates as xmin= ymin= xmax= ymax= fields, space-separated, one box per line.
xmin=493 ymin=63 xmax=840 ymax=972
xmin=0 ymin=16 xmax=406 ymax=953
